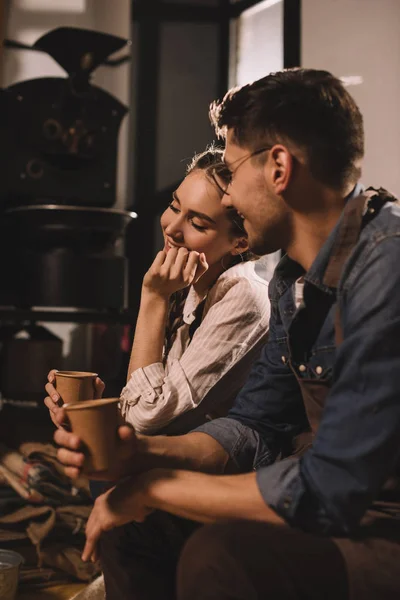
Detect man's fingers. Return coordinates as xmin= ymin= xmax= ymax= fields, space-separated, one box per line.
xmin=57 ymin=447 xmax=85 ymax=468
xmin=83 ymin=508 xmax=102 ymax=562
xmin=65 ymin=466 xmax=82 ymax=480
xmin=82 ymin=537 xmax=95 ymax=562
xmin=118 ymin=425 xmax=136 ymax=441
xmin=54 ymin=427 xmax=82 ymax=450
xmin=91 ymin=547 xmax=99 ymax=563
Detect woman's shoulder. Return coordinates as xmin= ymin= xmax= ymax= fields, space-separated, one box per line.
xmin=218 ymin=259 xmax=269 ymax=289
xmin=207 ymin=260 xmax=270 ymax=317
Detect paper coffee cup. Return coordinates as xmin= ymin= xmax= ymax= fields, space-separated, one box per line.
xmin=64 ymin=398 xmax=119 ymax=472
xmin=0 ymin=549 xmax=23 ymax=600
xmin=54 ymin=371 xmax=98 ymax=405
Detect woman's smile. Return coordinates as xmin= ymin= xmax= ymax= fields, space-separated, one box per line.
xmin=164 ymin=238 xmax=189 ymax=253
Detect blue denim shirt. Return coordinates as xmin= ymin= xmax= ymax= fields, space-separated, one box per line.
xmin=196 ymin=184 xmax=400 ymax=535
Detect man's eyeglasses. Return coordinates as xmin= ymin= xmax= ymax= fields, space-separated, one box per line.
xmin=209 ymin=147 xmax=271 ymax=196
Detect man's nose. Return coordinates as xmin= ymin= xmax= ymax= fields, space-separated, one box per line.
xmin=221 ymin=192 xmax=233 ymax=208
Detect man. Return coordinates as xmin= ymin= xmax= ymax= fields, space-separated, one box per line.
xmin=54 ymin=68 xmax=400 ymax=600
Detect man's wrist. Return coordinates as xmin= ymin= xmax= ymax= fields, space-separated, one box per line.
xmin=141 ymin=468 xmax=179 ymax=512
xmin=132 ymin=434 xmax=171 ymax=472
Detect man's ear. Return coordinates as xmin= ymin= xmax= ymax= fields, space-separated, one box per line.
xmin=231 ymin=236 xmax=249 ymax=255
xmin=265 ymin=145 xmax=293 ymax=194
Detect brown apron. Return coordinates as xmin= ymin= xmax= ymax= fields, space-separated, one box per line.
xmin=288 ymin=189 xmax=400 ymax=600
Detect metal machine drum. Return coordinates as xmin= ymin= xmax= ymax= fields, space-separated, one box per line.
xmin=13 ymin=250 xmax=129 ymax=310
xmin=0 ymin=27 xmax=136 ymax=312
xmin=5 ymin=204 xmax=136 ymax=252
xmin=0 ymin=205 xmax=137 ymax=309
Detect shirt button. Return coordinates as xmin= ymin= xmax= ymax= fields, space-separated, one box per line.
xmin=281 ymin=356 xmax=286 ymax=364
xmin=316 ymin=366 xmax=323 ymax=375
xmin=283 ymin=497 xmax=291 ymax=509
xmin=298 ymin=364 xmax=306 ymax=372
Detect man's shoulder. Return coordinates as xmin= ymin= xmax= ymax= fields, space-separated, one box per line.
xmin=360 ymin=187 xmax=400 ymax=240
xmin=340 ymin=187 xmax=400 ymax=289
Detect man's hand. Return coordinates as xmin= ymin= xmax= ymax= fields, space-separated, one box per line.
xmin=82 ymin=467 xmax=286 ymax=562
xmin=44 ymin=369 xmax=105 ymax=428
xmin=54 ymin=425 xmax=138 ymax=480
xmin=82 ymin=475 xmax=153 ymax=562
xmin=142 ymin=247 xmax=208 ymax=298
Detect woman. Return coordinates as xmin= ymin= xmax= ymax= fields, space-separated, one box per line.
xmin=45 ymin=147 xmax=270 ymax=434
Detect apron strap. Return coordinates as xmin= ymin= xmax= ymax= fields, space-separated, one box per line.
xmin=323 ymin=188 xmax=396 ymax=345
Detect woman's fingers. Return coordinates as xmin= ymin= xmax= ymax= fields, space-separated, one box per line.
xmin=45 ymin=381 xmax=60 ymax=404
xmin=151 ymin=250 xmax=167 ymax=270
xmin=170 ymin=247 xmax=190 ymax=279
xmin=47 ymin=369 xmax=58 ymax=384
xmin=94 ymin=377 xmax=105 ymax=400
xmin=161 ymin=245 xmax=179 ymax=272
xmin=44 ymin=396 xmax=66 ymax=427
xmin=144 ymin=246 xmax=206 ymax=294
xmin=194 ymin=252 xmax=209 ymax=282
xmin=183 ymin=251 xmax=200 ymax=282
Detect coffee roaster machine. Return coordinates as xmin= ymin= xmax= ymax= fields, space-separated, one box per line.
xmin=0 ymin=27 xmax=136 ymax=404
xmin=0 ymin=26 xmax=136 ymax=310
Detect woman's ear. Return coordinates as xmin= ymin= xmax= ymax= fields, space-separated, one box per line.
xmin=231 ymin=236 xmax=249 ymax=255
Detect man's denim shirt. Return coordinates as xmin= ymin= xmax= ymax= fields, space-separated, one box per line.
xmin=196 ymin=184 xmax=400 ymax=535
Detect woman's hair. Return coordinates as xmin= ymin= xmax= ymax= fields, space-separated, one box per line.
xmin=164 ymin=146 xmax=256 ymax=361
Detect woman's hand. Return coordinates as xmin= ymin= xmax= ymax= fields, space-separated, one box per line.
xmin=82 ymin=475 xmax=154 ymax=562
xmin=142 ymin=247 xmax=208 ymax=298
xmin=44 ymin=369 xmax=105 ymax=428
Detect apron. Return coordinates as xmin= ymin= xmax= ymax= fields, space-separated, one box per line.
xmin=288 ymin=188 xmax=400 ymax=600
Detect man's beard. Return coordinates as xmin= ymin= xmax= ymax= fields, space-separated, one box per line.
xmin=248 ymin=229 xmax=281 ymax=256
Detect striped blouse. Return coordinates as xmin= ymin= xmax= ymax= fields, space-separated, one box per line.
xmin=119 ymin=260 xmax=270 ymax=435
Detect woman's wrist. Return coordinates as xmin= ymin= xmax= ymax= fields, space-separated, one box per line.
xmin=141 ymin=285 xmax=171 ymax=304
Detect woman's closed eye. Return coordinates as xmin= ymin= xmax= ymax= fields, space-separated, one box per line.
xmin=168 ymin=202 xmax=180 ymax=214
xmin=190 ymin=219 xmax=207 ymax=232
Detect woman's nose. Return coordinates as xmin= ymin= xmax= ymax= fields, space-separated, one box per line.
xmin=165 ymin=217 xmax=184 ymax=239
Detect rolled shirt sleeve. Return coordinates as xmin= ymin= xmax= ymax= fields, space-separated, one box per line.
xmin=195 ymin=417 xmax=274 ymax=472
xmin=120 ymin=272 xmax=270 ymax=435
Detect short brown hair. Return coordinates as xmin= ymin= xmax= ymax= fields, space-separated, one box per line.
xmin=210 ymin=68 xmax=364 ymax=190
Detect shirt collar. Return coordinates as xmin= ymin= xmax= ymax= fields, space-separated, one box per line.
xmin=274 ymin=182 xmax=365 ymax=296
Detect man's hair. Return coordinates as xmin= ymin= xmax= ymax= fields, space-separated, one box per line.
xmin=209 ymin=68 xmax=364 ymax=190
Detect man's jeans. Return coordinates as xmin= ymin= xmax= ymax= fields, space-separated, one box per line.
xmin=100 ymin=512 xmax=348 ymax=600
